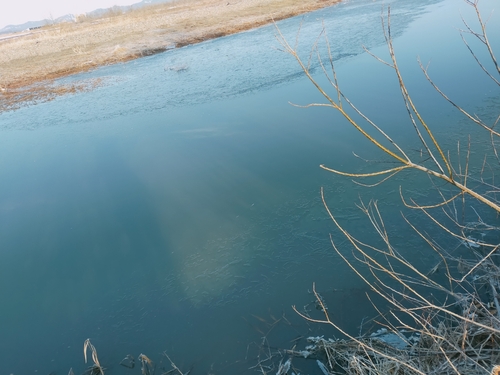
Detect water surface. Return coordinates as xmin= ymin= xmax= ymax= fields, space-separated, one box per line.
xmin=0 ymin=0 xmax=499 ymax=373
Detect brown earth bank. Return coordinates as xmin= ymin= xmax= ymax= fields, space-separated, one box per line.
xmin=0 ymin=0 xmax=341 ymax=112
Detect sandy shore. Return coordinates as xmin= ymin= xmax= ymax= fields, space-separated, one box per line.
xmin=0 ymin=0 xmax=341 ymax=111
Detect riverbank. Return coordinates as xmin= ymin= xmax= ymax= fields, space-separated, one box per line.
xmin=0 ymin=0 xmax=341 ymax=112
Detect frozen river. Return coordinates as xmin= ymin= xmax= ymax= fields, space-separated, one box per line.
xmin=0 ymin=0 xmax=498 ymax=373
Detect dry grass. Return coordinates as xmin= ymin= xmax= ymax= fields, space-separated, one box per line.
xmin=0 ymin=0 xmax=340 ymax=111
xmin=281 ymin=280 xmax=500 ymax=375
xmin=83 ymin=339 xmax=105 ymax=375
xmin=72 ymin=340 xmax=191 ymax=375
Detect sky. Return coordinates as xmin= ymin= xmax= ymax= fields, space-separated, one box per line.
xmin=1 ymin=0 xmax=141 ymax=29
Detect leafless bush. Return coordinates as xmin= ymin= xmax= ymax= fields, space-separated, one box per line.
xmin=273 ymin=1 xmax=500 ymax=374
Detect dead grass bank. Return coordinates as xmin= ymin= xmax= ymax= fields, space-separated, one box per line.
xmin=0 ymin=0 xmax=341 ymax=111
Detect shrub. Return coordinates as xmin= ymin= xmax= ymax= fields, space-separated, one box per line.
xmin=270 ymin=1 xmax=500 ymax=374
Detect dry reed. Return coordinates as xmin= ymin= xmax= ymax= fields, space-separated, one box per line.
xmin=83 ymin=339 xmax=105 ymax=375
